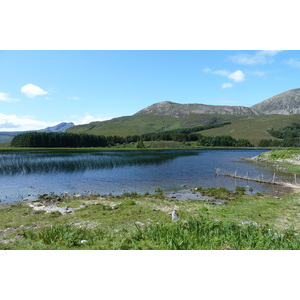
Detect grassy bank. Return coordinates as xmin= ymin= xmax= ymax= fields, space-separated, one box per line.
xmin=255 ymin=148 xmax=300 ymax=174
xmin=1 ymin=188 xmax=300 ymax=250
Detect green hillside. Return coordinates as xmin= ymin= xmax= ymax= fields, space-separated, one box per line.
xmin=67 ymin=113 xmax=300 ymax=146
xmin=0 ymin=134 xmax=15 ymax=143
xmin=199 ymin=114 xmax=300 ymax=144
xmin=67 ymin=114 xmax=234 ymax=137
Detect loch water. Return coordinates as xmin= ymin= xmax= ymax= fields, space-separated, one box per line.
xmin=0 ymin=149 xmax=295 ymax=203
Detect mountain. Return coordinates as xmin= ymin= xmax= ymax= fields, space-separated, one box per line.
xmin=0 ymin=122 xmax=75 ymax=144
xmin=135 ymin=101 xmax=260 ymax=117
xmin=4 ymin=88 xmax=300 ymax=146
xmin=66 ymin=88 xmax=300 ymax=145
xmin=252 ymin=88 xmax=300 ymax=115
xmin=40 ymin=122 xmax=75 ymax=133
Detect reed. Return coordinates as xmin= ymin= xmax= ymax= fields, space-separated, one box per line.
xmin=0 ymin=150 xmax=196 ymax=175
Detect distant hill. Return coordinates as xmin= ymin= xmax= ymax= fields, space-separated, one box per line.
xmin=252 ymin=88 xmax=300 ymax=114
xmin=40 ymin=122 xmax=75 ymax=133
xmin=0 ymin=122 xmax=75 ymax=144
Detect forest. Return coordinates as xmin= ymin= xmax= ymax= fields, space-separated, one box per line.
xmin=11 ymin=130 xmax=254 ymax=148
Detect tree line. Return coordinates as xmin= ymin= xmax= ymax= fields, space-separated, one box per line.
xmin=11 ymin=130 xmax=254 ymax=148
xmin=258 ymin=123 xmax=300 ymax=147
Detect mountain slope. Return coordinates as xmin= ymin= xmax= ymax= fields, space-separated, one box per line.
xmin=67 ymin=113 xmax=241 ymax=137
xmin=67 ymin=88 xmax=300 ymax=142
xmin=40 ymin=122 xmax=75 ymax=132
xmin=199 ymin=114 xmax=300 ymax=144
xmin=135 ymin=101 xmax=260 ymax=117
xmin=67 ymin=101 xmax=260 ymax=137
xmin=252 ymin=88 xmax=300 ymax=114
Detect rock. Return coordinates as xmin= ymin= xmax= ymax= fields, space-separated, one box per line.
xmin=135 ymin=221 xmax=145 ymax=226
xmin=167 ymin=210 xmax=179 ymax=221
xmin=241 ymin=221 xmax=261 ymax=226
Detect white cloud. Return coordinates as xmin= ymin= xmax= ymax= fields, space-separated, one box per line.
xmin=68 ymin=113 xmax=113 ymax=125
xmin=0 ymin=113 xmax=54 ymax=132
xmin=229 ymin=50 xmax=282 ymax=65
xmin=283 ymin=58 xmax=300 ymax=68
xmin=0 ymin=92 xmax=20 ymax=103
xmin=221 ymin=83 xmax=233 ymax=89
xmin=21 ymin=84 xmax=48 ymax=98
xmin=204 ymin=67 xmax=245 ymax=84
xmin=228 ymin=70 xmax=245 ymax=82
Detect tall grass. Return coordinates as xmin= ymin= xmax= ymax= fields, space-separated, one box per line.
xmin=131 ymin=216 xmax=300 ymax=250
xmin=22 ymin=217 xmax=300 ymax=250
xmin=23 ymin=225 xmax=103 ymax=248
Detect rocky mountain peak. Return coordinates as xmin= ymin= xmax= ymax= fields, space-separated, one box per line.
xmin=252 ymin=88 xmax=300 ymax=115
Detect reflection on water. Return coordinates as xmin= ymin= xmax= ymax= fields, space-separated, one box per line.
xmin=0 ymin=150 xmax=196 ymax=175
xmin=0 ymin=149 xmax=296 ymax=203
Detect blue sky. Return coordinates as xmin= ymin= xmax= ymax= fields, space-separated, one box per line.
xmin=1 ymin=50 xmax=300 ymax=131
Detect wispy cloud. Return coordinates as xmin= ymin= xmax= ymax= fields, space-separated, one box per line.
xmin=203 ymin=68 xmax=230 ymax=76
xmin=221 ymin=83 xmax=233 ymax=89
xmin=252 ymin=71 xmax=266 ymax=77
xmin=283 ymin=58 xmax=300 ymax=68
xmin=0 ymin=92 xmax=20 ymax=103
xmin=0 ymin=113 xmax=54 ymax=132
xmin=229 ymin=50 xmax=282 ymax=65
xmin=21 ymin=84 xmax=48 ymax=98
xmin=68 ymin=96 xmax=80 ymax=101
xmin=215 ymin=99 xmax=238 ymax=105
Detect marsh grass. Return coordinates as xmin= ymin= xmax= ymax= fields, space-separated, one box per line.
xmin=132 ymin=217 xmax=300 ymax=250
xmin=19 ymin=216 xmax=300 ymax=250
xmin=195 ymin=186 xmax=245 ymax=200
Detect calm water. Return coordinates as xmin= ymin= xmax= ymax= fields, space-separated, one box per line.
xmin=0 ymin=149 xmax=295 ymax=203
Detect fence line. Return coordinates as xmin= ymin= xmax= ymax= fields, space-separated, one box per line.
xmin=215 ymin=168 xmax=300 ymax=188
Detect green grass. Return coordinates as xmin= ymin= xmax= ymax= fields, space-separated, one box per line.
xmin=1 ymin=189 xmax=300 ymax=249
xmin=200 ymin=114 xmax=300 ymax=145
xmin=257 ymin=148 xmax=300 ymax=174
xmin=66 ymin=112 xmax=300 ymax=146
xmin=67 ymin=114 xmax=232 ymax=137
xmin=131 ymin=216 xmax=299 ymax=250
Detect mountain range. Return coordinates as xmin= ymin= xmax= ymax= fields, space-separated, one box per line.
xmin=66 ymin=88 xmax=300 ymax=145
xmin=2 ymin=88 xmax=300 ymax=146
xmin=0 ymin=122 xmax=74 ymax=144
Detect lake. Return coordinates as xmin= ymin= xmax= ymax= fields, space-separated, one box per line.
xmin=0 ymin=149 xmax=295 ymax=203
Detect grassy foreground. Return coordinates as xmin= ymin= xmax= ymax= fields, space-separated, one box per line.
xmin=1 ymin=187 xmax=300 ymax=250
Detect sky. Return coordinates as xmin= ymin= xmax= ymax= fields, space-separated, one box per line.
xmin=1 ymin=50 xmax=300 ymax=131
